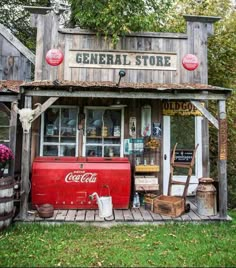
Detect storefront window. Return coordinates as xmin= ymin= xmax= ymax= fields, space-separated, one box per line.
xmin=84 ymin=108 xmax=124 ymax=157
xmin=40 ymin=106 xmax=79 ymax=156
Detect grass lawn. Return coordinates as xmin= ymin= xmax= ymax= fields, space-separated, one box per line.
xmin=0 ymin=211 xmax=236 ymax=267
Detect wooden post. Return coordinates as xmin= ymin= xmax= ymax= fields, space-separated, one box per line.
xmin=19 ymin=96 xmax=32 ymax=219
xmin=9 ymin=104 xmax=17 ymax=177
xmin=218 ymin=100 xmax=228 ymax=219
xmin=202 ymin=99 xmax=210 ymax=178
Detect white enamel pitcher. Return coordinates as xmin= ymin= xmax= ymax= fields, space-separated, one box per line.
xmin=90 ymin=185 xmax=113 ymax=218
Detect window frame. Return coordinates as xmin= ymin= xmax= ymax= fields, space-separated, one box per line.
xmin=83 ymin=106 xmax=125 ymax=157
xmin=40 ymin=105 xmax=79 ymax=157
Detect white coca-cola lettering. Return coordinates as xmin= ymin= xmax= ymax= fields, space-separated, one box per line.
xmin=65 ymin=171 xmax=97 ymax=183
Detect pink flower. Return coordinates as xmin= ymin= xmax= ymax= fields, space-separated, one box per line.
xmin=0 ymin=144 xmax=14 ymax=166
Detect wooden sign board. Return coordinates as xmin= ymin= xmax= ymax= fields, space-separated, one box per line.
xmin=69 ymin=50 xmax=177 ymax=70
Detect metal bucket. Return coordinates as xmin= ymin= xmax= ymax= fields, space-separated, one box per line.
xmin=97 ymin=196 xmax=113 ymax=218
xmin=90 ymin=185 xmax=113 ymax=218
xmin=196 ymin=177 xmax=217 ymax=216
xmin=0 ymin=177 xmax=14 ymax=230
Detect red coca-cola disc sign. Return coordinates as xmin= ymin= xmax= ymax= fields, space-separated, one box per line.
xmin=46 ymin=49 xmax=64 ymax=66
xmin=182 ymin=54 xmax=199 ymax=71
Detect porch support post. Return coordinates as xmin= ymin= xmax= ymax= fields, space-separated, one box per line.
xmin=218 ymin=100 xmax=228 ymax=219
xmin=19 ymin=96 xmax=32 ymax=219
xmin=9 ymin=104 xmax=17 ymax=177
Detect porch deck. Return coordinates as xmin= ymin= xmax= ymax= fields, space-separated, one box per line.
xmin=14 ymin=198 xmax=231 ymax=226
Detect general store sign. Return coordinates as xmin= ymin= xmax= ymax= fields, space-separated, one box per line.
xmin=163 ymin=101 xmax=203 ymax=116
xmin=69 ymin=50 xmax=177 ymax=70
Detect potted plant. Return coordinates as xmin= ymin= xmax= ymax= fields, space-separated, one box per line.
xmin=0 ymin=144 xmax=14 ymax=178
xmin=0 ymin=144 xmax=15 ymax=230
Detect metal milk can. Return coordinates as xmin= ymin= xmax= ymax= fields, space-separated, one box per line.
xmin=196 ymin=177 xmax=217 ymax=216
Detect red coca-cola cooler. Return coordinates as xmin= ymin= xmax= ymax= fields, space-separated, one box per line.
xmin=31 ymin=157 xmax=131 ymax=209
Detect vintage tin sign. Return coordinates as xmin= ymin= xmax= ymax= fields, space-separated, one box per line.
xmin=182 ymin=54 xmax=199 ymax=71
xmin=219 ymin=118 xmax=227 ymax=160
xmin=129 ymin=117 xmax=137 ymax=138
xmin=163 ymin=101 xmax=203 ymax=116
xmin=46 ymin=49 xmax=64 ymax=66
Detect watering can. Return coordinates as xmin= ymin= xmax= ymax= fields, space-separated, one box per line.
xmin=89 ymin=185 xmax=113 ymax=218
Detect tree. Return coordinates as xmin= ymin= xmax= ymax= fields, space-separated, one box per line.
xmin=0 ymin=0 xmax=50 ymax=52
xmin=69 ymin=0 xmax=174 ymax=44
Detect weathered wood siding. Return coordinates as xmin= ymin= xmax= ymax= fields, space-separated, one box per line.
xmin=0 ymin=35 xmax=32 ymax=81
xmin=35 ymin=13 xmax=217 ymax=85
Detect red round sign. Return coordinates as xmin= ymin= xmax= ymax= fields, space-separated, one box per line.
xmin=46 ymin=49 xmax=64 ymax=66
xmin=182 ymin=54 xmax=199 ymax=71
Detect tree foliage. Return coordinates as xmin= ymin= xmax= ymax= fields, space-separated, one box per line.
xmin=69 ymin=0 xmax=174 ymax=44
xmin=164 ymin=0 xmax=236 ymax=208
xmin=0 ymin=0 xmax=49 ymax=52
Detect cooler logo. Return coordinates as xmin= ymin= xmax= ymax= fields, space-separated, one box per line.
xmin=65 ymin=171 xmax=97 ymax=183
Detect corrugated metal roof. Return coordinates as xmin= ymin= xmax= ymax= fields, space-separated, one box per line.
xmin=0 ymin=80 xmax=23 ymax=93
xmin=21 ymin=80 xmax=232 ymax=92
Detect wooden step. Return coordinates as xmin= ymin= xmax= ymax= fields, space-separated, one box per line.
xmin=169 ymin=180 xmax=186 ymax=185
xmin=172 ymin=163 xmax=192 ymax=168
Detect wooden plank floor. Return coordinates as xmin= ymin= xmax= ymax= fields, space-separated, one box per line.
xmin=15 ymin=198 xmax=231 ymax=225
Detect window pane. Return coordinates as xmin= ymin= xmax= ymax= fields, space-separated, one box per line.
xmin=104 ymin=146 xmax=120 ymax=157
xmin=44 ymin=108 xmax=59 ymax=137
xmin=60 ymin=145 xmax=76 ymax=156
xmin=87 ymin=109 xmax=104 ymax=136
xmin=61 ymin=108 xmax=77 ymax=136
xmin=0 ymin=112 xmax=9 ymax=125
xmin=170 ymin=116 xmax=195 ymax=149
xmin=170 ymin=116 xmax=195 ymax=175
xmin=43 ymin=145 xmax=58 ymax=156
xmin=0 ymin=127 xmax=9 ymax=141
xmin=86 ymin=146 xmax=102 ymax=157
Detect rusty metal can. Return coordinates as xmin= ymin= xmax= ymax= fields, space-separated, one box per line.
xmin=196 ymin=177 xmax=217 ymax=216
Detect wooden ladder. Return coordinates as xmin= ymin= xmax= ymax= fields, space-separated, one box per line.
xmin=168 ymin=143 xmax=199 ymax=198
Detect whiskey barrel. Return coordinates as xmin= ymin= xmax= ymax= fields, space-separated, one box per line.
xmin=0 ymin=176 xmax=14 ymax=230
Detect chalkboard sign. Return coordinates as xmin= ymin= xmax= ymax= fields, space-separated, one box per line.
xmin=174 ymin=149 xmax=193 ymax=163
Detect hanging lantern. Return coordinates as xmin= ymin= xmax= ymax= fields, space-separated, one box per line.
xmin=182 ymin=54 xmax=199 ymax=71
xmin=46 ymin=49 xmax=64 ymax=66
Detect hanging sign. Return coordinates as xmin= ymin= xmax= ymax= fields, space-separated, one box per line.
xmin=174 ymin=150 xmax=193 ymax=163
xmin=182 ymin=54 xmax=199 ymax=71
xmin=46 ymin=49 xmax=64 ymax=66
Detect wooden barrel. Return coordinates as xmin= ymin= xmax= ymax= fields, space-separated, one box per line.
xmin=0 ymin=176 xmax=14 ymax=230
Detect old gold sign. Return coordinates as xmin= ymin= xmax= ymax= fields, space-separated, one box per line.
xmin=163 ymin=101 xmax=203 ymax=116
xmin=69 ymin=50 xmax=177 ymax=70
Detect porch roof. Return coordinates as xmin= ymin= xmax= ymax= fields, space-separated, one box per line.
xmin=21 ymin=80 xmax=232 ymax=100
xmin=0 ymin=80 xmax=22 ymax=93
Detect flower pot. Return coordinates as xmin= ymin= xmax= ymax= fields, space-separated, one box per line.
xmin=0 ymin=176 xmax=14 ymax=231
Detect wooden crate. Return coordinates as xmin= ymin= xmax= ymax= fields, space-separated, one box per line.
xmin=153 ymin=195 xmax=185 ymax=217
xmin=144 ymin=194 xmax=158 ymax=211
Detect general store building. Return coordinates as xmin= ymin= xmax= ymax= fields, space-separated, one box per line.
xmin=15 ymin=7 xmax=231 ymax=221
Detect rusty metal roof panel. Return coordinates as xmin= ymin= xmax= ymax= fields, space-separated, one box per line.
xmin=0 ymin=80 xmax=23 ymax=93
xmin=21 ymin=80 xmax=232 ymax=92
